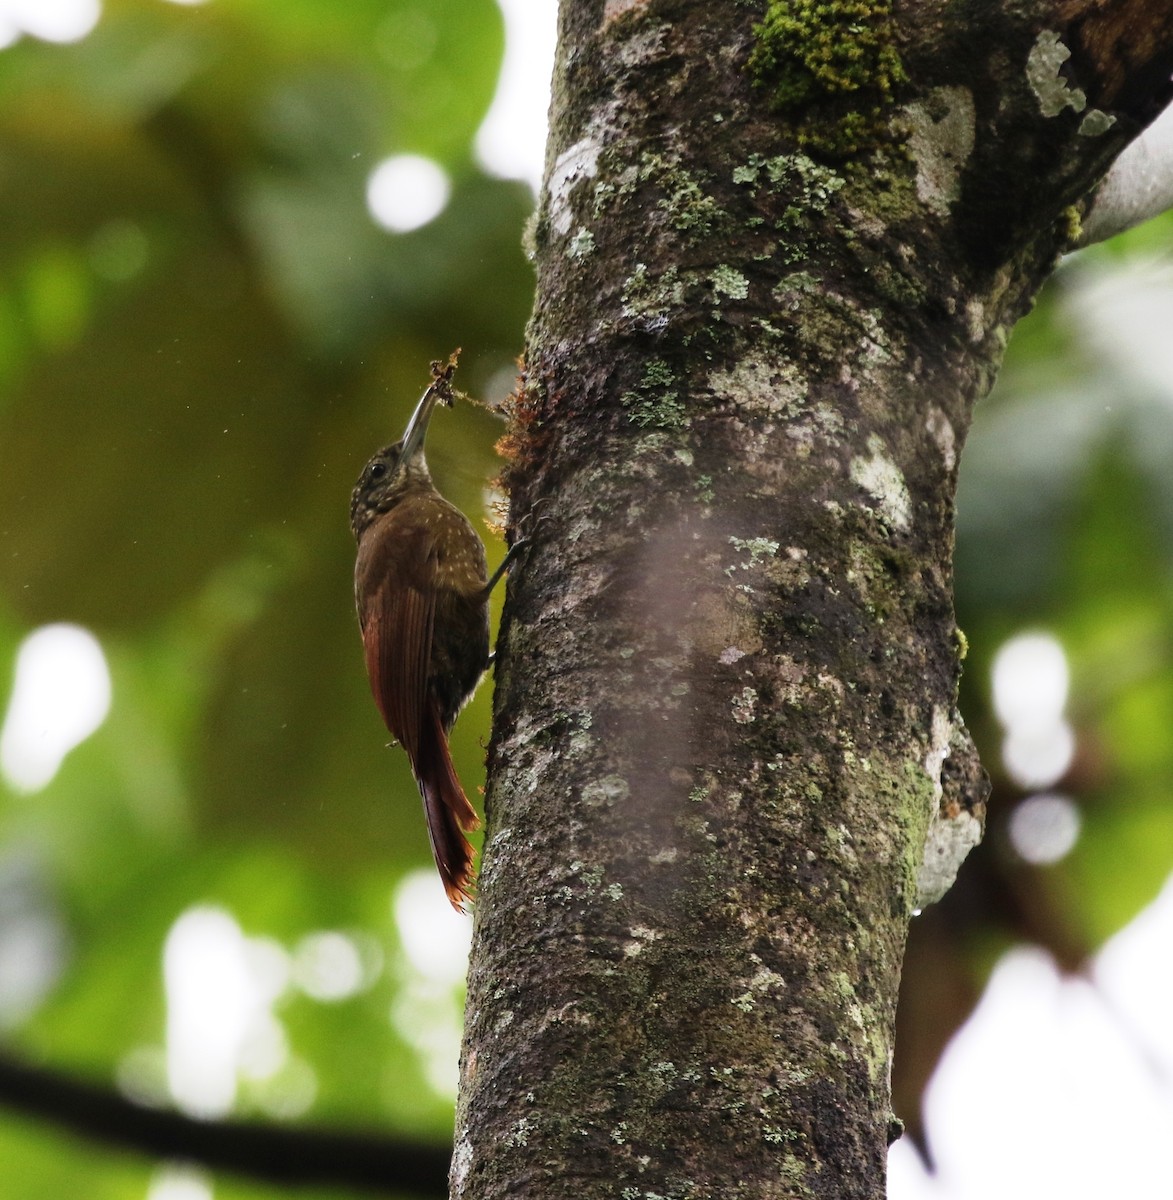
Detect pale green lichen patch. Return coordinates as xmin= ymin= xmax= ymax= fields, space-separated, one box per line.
xmin=729 ymin=535 xmax=781 ymax=565
xmin=732 ymin=961 xmax=788 ymax=1012
xmin=621 ymin=263 xmax=684 ymax=324
xmin=902 ymin=87 xmax=975 ymax=217
xmin=725 ymin=534 xmax=794 ymax=588
xmin=596 ymin=150 xmax=728 ymax=244
xmin=779 ymin=1152 xmax=816 ymax=1195
xmin=776 ymin=283 xmax=894 ymax=368
xmin=1078 ymin=109 xmax=1116 ymax=137
xmin=733 ymin=153 xmax=846 ymax=207
xmin=504 ymin=1115 xmax=537 ymax=1147
xmin=620 ymin=359 xmax=688 ymax=430
xmin=849 ymin=435 xmax=912 ymax=531
xmin=568 ymin=226 xmax=596 ymax=259
xmin=624 ymin=925 xmax=663 ymax=957
xmin=734 ymin=155 xmax=847 ymax=265
xmin=773 ymin=268 xmax=820 ymax=298
xmin=732 ymin=686 xmax=758 ymax=724
xmin=1027 ymin=31 xmax=1086 ymax=118
xmin=747 ymin=0 xmax=908 ymax=155
xmin=706 ymin=356 xmax=808 ymax=418
xmin=569 ymin=730 xmax=594 ymax=757
xmin=710 ymin=265 xmax=749 ymax=299
xmin=656 ymin=165 xmax=728 ymax=241
xmin=582 ymin=775 xmax=631 ymax=807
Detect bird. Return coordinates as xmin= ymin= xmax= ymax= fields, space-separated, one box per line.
xmin=350 ymin=360 xmax=515 ymax=910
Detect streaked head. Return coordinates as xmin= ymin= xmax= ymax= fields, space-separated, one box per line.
xmin=350 ymin=383 xmax=444 ymax=539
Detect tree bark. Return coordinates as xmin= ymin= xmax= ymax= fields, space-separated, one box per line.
xmin=456 ymin=2 xmax=1173 ymax=1197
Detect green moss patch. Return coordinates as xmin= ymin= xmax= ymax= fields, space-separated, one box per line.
xmin=748 ymin=0 xmax=908 ymax=155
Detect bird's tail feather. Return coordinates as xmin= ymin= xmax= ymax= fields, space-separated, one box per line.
xmin=414 ymin=701 xmax=480 ymax=911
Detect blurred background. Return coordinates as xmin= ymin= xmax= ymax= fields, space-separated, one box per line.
xmin=0 ymin=2 xmax=1170 ymax=1198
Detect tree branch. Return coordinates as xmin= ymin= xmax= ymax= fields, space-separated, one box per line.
xmin=0 ymin=1052 xmax=447 ymax=1197
xmin=1081 ymin=100 xmax=1173 ymax=243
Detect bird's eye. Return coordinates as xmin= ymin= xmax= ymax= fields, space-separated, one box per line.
xmin=367 ymin=462 xmax=388 ymax=482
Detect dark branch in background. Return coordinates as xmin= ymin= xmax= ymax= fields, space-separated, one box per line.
xmin=0 ymin=1052 xmax=447 ymax=1197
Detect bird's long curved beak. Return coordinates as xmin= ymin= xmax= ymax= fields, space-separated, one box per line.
xmin=399 ymin=383 xmax=442 ymax=463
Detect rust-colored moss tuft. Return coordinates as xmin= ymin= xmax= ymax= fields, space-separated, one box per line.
xmin=493 ymin=357 xmax=555 ymax=503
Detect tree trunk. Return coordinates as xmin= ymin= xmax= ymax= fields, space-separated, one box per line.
xmin=455 ymin=3 xmax=1173 ymax=1197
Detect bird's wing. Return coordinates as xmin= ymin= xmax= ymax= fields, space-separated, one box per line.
xmin=357 ymin=520 xmax=438 ymax=763
xmin=356 ymin=513 xmax=479 ymax=910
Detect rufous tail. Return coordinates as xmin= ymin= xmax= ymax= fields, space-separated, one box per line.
xmin=413 ymin=701 xmax=481 ymax=911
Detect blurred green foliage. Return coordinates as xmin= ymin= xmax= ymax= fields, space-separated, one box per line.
xmin=955 ymin=219 xmax=1173 ymax=948
xmin=1 ymin=1 xmax=1172 ymax=1197
xmin=0 ymin=1 xmax=529 ymax=1195
xmin=898 ymin=221 xmax=1173 ymax=1143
